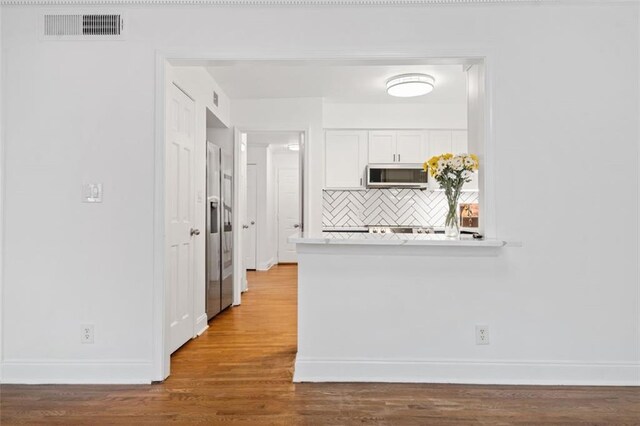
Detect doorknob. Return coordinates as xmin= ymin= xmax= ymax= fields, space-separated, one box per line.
xmin=242 ymin=224 xmax=249 ymax=229
xmin=190 ymin=228 xmax=200 ymax=236
xmin=293 ymin=224 xmax=300 ymax=229
xmin=251 ymin=221 xmax=255 ymax=225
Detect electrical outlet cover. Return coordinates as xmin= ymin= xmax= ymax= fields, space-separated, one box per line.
xmin=81 ymin=324 xmax=94 ymax=344
xmin=475 ymin=325 xmax=490 ymax=345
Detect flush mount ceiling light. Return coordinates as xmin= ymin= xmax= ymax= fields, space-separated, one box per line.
xmin=386 ymin=73 xmax=435 ymax=98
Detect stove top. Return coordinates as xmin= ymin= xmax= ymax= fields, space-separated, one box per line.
xmin=368 ymin=226 xmax=435 ymax=235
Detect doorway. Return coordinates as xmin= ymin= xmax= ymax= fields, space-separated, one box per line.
xmin=241 ymin=131 xmax=303 ymax=273
xmin=157 ymin=56 xmax=489 ymax=382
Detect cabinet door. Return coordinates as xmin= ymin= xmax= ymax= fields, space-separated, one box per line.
xmin=395 ymin=131 xmax=424 ymax=164
xmin=368 ymin=131 xmax=396 ymax=163
xmin=451 ymin=130 xmax=468 ymax=154
xmin=325 ymin=131 xmax=367 ymax=189
xmin=428 ymin=130 xmax=452 ymax=157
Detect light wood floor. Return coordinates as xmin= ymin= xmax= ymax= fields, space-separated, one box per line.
xmin=1 ymin=264 xmax=639 ymax=425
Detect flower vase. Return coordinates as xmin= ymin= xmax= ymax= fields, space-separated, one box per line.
xmin=444 ymin=200 xmax=460 ymax=238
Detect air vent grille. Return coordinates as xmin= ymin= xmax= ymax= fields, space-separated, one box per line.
xmin=42 ymin=13 xmax=125 ymax=40
xmin=82 ymin=15 xmax=122 ymax=36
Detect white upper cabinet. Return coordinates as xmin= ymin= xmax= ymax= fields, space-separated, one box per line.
xmin=451 ymin=130 xmax=468 ymax=154
xmin=369 ymin=130 xmax=424 ymax=164
xmin=395 ymin=131 xmax=424 ymax=164
xmin=368 ymin=131 xmax=396 ymax=163
xmin=324 ymin=130 xmax=368 ymax=189
xmin=429 ymin=130 xmax=453 ymax=158
xmin=323 ymin=129 xmax=477 ymax=191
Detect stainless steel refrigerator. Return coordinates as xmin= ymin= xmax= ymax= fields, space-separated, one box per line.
xmin=206 ymin=142 xmax=233 ymax=320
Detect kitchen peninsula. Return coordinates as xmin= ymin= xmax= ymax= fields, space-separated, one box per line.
xmin=290 ymin=231 xmax=506 ymax=383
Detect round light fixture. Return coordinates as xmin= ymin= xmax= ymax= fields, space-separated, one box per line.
xmin=386 ymin=73 xmax=435 ymax=98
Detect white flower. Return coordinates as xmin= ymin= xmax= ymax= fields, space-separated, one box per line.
xmin=447 ymin=172 xmax=457 ymax=180
xmin=461 ymin=170 xmax=472 ymax=179
xmin=451 ymin=157 xmax=464 ymax=171
xmin=437 ymin=158 xmax=447 ymax=169
xmin=464 ymin=157 xmax=475 ymax=167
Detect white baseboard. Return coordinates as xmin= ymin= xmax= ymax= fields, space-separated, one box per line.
xmin=294 ymin=357 xmax=640 ymax=386
xmin=257 ymin=257 xmax=275 ymax=271
xmin=194 ymin=313 xmax=209 ymax=337
xmin=1 ymin=359 xmax=154 ymax=384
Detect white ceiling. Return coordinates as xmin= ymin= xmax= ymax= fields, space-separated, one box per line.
xmin=206 ymin=62 xmax=467 ymax=104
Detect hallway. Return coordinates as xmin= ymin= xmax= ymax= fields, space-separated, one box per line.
xmin=1 ymin=265 xmax=639 ymax=424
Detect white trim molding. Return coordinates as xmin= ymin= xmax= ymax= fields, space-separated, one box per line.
xmin=0 ymin=0 xmax=548 ymax=5
xmin=294 ymin=357 xmax=640 ymax=386
xmin=194 ymin=313 xmax=209 ymax=336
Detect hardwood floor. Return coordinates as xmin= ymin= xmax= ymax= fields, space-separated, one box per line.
xmin=1 ymin=264 xmax=639 ymax=425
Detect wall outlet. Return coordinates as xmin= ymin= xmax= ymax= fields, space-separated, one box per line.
xmin=476 ymin=325 xmax=490 ymax=345
xmin=81 ymin=324 xmax=94 ymax=344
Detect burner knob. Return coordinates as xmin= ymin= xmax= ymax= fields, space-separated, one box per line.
xmin=381 ymin=229 xmax=386 ymax=234
xmin=372 ymin=229 xmax=377 ymax=233
xmin=417 ymin=229 xmax=423 ymax=234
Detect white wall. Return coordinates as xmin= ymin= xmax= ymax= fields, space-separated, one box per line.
xmin=323 ymin=102 xmax=466 ymax=129
xmin=1 ymin=2 xmax=638 ymax=384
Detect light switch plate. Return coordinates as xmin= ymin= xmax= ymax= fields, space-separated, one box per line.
xmin=82 ymin=183 xmax=103 ymax=203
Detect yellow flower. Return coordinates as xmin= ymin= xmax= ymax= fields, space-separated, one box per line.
xmin=425 ymin=156 xmax=440 ymax=177
xmin=470 ymin=154 xmax=479 ymax=170
xmin=442 ymin=153 xmax=454 ymax=160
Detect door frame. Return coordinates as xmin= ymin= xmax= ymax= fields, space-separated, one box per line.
xmin=153 ymin=50 xmax=495 ymax=381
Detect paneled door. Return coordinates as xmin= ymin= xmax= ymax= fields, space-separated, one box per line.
xmin=277 ymin=168 xmax=300 ymax=263
xmin=244 ymin=164 xmax=257 ymax=270
xmin=166 ymin=83 xmax=196 ymax=354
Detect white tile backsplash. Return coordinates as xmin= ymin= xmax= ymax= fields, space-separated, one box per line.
xmin=322 ymin=189 xmax=479 ymax=228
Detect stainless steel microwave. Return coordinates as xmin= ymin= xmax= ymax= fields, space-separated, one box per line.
xmin=366 ymin=164 xmax=428 ymax=189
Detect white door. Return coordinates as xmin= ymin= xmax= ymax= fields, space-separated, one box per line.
xmin=244 ymin=164 xmax=257 ymax=270
xmin=166 ymin=83 xmax=196 ymax=354
xmin=395 ymin=131 xmax=424 ymax=164
xmin=368 ymin=131 xmax=396 ymax=163
xmin=278 ymin=168 xmax=300 ymax=263
xmin=324 ymin=131 xmax=367 ymax=189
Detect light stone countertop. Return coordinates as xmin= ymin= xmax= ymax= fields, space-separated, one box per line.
xmin=289 ymin=232 xmax=506 ymax=248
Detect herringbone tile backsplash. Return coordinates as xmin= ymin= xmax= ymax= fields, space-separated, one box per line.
xmin=322 ymin=189 xmax=479 ymax=228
